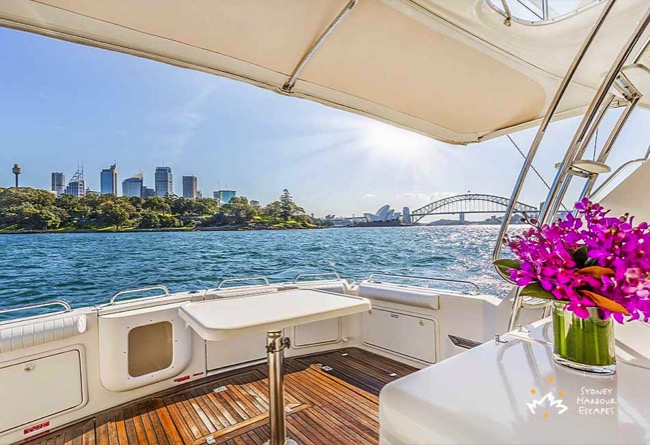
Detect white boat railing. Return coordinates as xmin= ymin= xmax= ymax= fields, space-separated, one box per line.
xmin=217 ymin=276 xmax=271 ymax=289
xmin=0 ymin=300 xmax=72 ymax=323
xmin=366 ymin=272 xmax=481 ymax=295
xmin=108 ymin=285 xmax=171 ymax=305
xmin=293 ymin=272 xmax=342 ymax=283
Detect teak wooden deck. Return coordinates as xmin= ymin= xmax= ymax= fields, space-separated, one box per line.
xmin=26 ymin=348 xmax=417 ymax=445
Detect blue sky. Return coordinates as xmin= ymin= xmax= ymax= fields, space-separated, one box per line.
xmin=1 ymin=27 xmax=649 ymax=218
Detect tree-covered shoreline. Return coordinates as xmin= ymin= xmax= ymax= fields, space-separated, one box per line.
xmin=0 ymin=187 xmax=331 ymax=232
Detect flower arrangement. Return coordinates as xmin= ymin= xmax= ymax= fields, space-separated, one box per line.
xmin=495 ymin=198 xmax=650 ymax=323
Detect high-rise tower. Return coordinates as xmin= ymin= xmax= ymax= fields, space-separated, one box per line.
xmin=155 ymin=167 xmax=173 ymax=197
xmin=100 ymin=163 xmax=118 ymax=195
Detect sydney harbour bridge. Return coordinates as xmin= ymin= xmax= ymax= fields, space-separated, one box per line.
xmin=406 ymin=194 xmax=538 ymax=224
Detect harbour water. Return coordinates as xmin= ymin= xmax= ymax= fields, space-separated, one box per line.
xmin=0 ymin=226 xmax=512 ymax=312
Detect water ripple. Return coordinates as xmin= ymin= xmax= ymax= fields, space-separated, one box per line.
xmin=0 ymin=226 xmax=512 ymax=310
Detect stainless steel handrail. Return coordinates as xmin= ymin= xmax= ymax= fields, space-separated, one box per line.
xmin=293 ymin=272 xmax=341 ymax=283
xmin=108 ymin=285 xmax=170 ymax=305
xmin=366 ymin=273 xmax=481 ymax=295
xmin=501 ymin=4 xmax=650 ymax=331
xmin=590 ymin=147 xmax=650 ymax=200
xmin=217 ymin=276 xmax=270 ymax=290
xmin=492 ymin=0 xmax=618 ymax=282
xmin=0 ymin=300 xmax=72 ymax=316
xmin=539 ymin=8 xmax=650 ymax=227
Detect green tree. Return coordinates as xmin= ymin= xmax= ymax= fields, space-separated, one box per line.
xmin=261 ymin=201 xmax=282 ymax=219
xmin=124 ymin=196 xmax=145 ymax=211
xmin=143 ymin=196 xmax=171 ymax=214
xmin=0 ymin=187 xmax=56 ymax=208
xmin=224 ymin=197 xmax=258 ymax=225
xmin=279 ymin=189 xmax=293 ymax=221
xmin=170 ymin=197 xmax=189 ymax=216
xmin=99 ymin=202 xmax=130 ymax=230
xmin=139 ymin=210 xmax=161 ymax=229
xmin=192 ymin=198 xmax=219 ymax=216
xmin=56 ymin=194 xmax=91 ymax=221
xmin=159 ymin=214 xmax=181 ymax=228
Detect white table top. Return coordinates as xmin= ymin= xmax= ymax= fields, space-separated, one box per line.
xmin=179 ymin=289 xmax=371 ymax=341
xmin=380 ymin=320 xmax=650 ymax=444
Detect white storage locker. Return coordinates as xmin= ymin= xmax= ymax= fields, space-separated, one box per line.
xmin=0 ymin=350 xmax=83 ymax=432
xmin=362 ymin=308 xmax=437 ymax=363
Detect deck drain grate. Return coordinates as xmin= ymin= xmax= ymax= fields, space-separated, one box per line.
xmin=213 ymin=386 xmax=228 ymax=394
xmin=321 ymin=366 xmax=333 ymax=372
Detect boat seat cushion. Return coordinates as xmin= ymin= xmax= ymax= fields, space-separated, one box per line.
xmin=357 ymin=283 xmax=439 ymax=309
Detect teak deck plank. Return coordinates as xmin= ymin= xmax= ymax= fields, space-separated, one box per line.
xmin=25 ymin=348 xmax=416 ymax=445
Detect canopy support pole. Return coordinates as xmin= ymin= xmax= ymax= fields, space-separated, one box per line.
xmin=282 ymin=0 xmax=358 ymax=92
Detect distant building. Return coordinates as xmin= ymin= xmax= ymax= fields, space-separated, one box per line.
xmin=51 ymin=172 xmax=65 ymax=195
xmin=330 ymin=216 xmax=366 ymax=227
xmin=64 ymin=180 xmax=85 ymax=197
xmin=143 ymin=186 xmax=156 ymax=198
xmin=64 ymin=167 xmax=85 ymax=197
xmin=363 ymin=205 xmax=401 ymax=223
xmin=12 ymin=164 xmax=21 ymax=188
xmin=197 ymin=190 xmax=203 ymax=199
xmin=122 ymin=174 xmax=144 ymax=197
xmin=100 ymin=163 xmax=118 ymax=195
xmin=250 ymin=200 xmax=260 ymax=207
xmin=214 ymin=189 xmax=236 ymax=204
xmin=155 ymin=167 xmax=173 ymax=197
xmin=182 ymin=175 xmax=198 ymax=199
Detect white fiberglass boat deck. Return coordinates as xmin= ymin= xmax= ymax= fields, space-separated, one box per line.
xmin=380 ymin=321 xmax=650 ymax=444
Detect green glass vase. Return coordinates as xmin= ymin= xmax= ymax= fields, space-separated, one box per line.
xmin=552 ymin=301 xmax=616 ymax=375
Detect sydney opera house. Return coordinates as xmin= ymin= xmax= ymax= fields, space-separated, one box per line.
xmin=363 ymin=205 xmax=400 ymax=222
xmin=359 ymin=205 xmax=411 ymax=226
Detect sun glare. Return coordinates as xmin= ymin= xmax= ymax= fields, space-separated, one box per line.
xmin=356 ymin=119 xmax=439 ymax=158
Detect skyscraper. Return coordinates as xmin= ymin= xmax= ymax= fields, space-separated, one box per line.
xmin=64 ymin=167 xmax=85 ymax=197
xmin=51 ymin=172 xmax=65 ymax=195
xmin=100 ymin=163 xmax=118 ymax=195
xmin=122 ymin=174 xmax=144 ymax=197
xmin=214 ymin=190 xmax=236 ymax=204
xmin=155 ymin=167 xmax=173 ymax=197
xmin=143 ymin=186 xmax=156 ymax=198
xmin=182 ymin=175 xmax=198 ymax=199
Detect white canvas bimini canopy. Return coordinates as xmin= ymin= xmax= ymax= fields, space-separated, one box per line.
xmin=0 ymin=0 xmax=648 ymax=144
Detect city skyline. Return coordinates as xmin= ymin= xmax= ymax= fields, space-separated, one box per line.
xmin=2 ymin=27 xmax=650 ymax=217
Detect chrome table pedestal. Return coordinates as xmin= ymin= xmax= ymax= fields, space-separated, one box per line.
xmin=264 ymin=331 xmax=297 ymax=445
